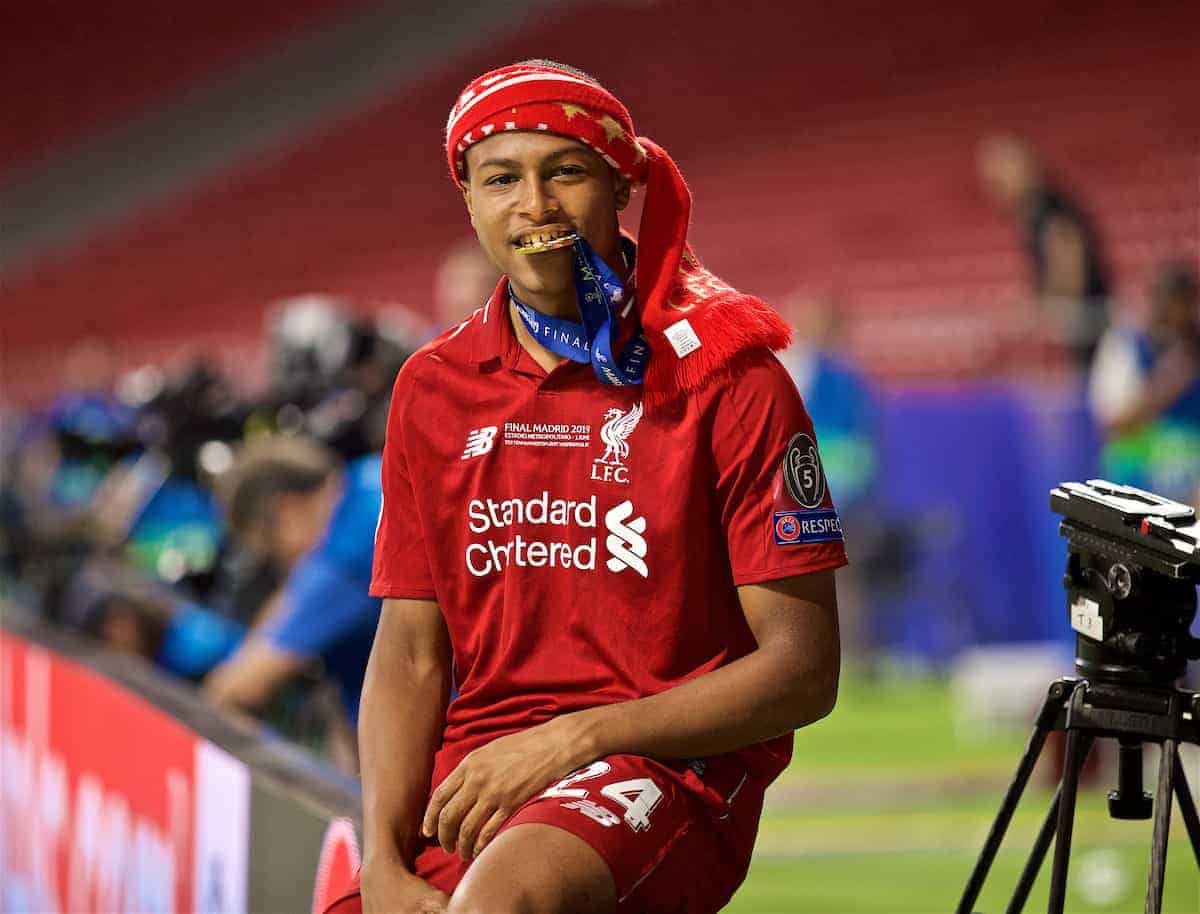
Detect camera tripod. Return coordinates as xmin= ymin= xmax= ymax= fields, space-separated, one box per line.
xmin=955 ymin=676 xmax=1200 ymax=914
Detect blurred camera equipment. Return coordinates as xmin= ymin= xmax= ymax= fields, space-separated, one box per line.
xmin=134 ymin=360 xmax=247 ymax=481
xmin=257 ymin=296 xmax=414 ymax=459
xmin=956 ymin=480 xmax=1199 ymax=914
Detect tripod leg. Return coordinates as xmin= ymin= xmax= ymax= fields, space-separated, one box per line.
xmin=1172 ymin=754 xmax=1200 ymax=870
xmin=1145 ymin=738 xmax=1178 ymax=914
xmin=1004 ymin=784 xmax=1062 ymax=914
xmin=955 ymin=681 xmax=1060 ymax=911
xmin=1046 ymin=728 xmax=1092 ymax=914
xmin=1010 ymin=734 xmax=1096 ymax=914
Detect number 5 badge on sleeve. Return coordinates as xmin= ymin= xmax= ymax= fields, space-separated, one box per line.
xmin=774 ymin=432 xmax=844 ymax=545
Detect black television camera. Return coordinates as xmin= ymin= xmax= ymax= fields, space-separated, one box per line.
xmin=958 ymin=480 xmax=1200 ymax=914
xmin=1053 ymin=479 xmax=1200 ymax=686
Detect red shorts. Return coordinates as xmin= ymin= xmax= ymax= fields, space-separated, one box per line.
xmin=325 ymin=753 xmax=763 ymax=914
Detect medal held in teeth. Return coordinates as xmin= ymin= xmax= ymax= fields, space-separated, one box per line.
xmin=515 ymin=231 xmax=579 ymax=254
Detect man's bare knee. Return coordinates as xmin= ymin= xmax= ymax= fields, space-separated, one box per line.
xmin=446 ymin=875 xmax=544 ymax=914
xmin=447 ymin=824 xmax=616 ymax=914
xmin=446 ymin=890 xmax=535 ymax=914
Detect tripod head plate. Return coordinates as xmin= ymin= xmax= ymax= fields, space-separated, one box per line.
xmin=1052 ymin=480 xmax=1200 ymax=578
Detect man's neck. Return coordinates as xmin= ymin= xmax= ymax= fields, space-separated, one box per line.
xmin=509 ymin=297 xmax=568 ymax=373
xmin=510 ymin=284 xmax=579 ymax=320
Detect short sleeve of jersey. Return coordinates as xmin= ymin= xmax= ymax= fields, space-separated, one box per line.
xmin=370 ymin=362 xmax=438 ymax=599
xmin=711 ymin=353 xmax=849 ymax=586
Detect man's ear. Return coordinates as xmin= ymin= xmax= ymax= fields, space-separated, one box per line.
xmin=615 ymin=175 xmax=632 ymax=211
xmin=462 ymin=186 xmax=476 ymax=225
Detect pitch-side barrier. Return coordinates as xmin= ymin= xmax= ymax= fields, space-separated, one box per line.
xmin=0 ymin=602 xmax=362 ymax=914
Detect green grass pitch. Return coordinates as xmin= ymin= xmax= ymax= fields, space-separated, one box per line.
xmin=724 ymin=672 xmax=1200 ymax=913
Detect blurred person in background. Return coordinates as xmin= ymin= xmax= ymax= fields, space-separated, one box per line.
xmin=1 ymin=339 xmax=137 ymax=613
xmin=1089 ymin=260 xmax=1200 ymax=505
xmin=36 ymin=346 xmax=395 ymax=766
xmin=203 ymin=435 xmax=383 ymax=770
xmin=779 ymin=292 xmax=880 ymax=665
xmin=778 ymin=292 xmax=878 ymax=511
xmin=433 ymin=236 xmax=501 ymax=330
xmin=46 ymin=359 xmax=257 ymax=693
xmin=978 ymin=133 xmax=1112 ymax=370
xmin=88 ymin=360 xmax=239 ymax=583
xmin=64 ymin=556 xmax=246 ymax=682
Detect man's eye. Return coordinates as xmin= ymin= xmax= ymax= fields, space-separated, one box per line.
xmin=485 ymin=174 xmax=516 ymax=186
xmin=555 ymin=165 xmax=586 ymax=177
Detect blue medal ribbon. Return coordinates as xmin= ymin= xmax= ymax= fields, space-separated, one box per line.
xmin=511 ymin=237 xmax=650 ymax=387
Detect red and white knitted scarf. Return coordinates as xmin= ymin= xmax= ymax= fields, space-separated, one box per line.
xmin=446 ymin=62 xmax=790 ymax=404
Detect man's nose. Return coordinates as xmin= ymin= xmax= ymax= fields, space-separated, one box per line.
xmin=519 ymin=178 xmax=560 ymax=221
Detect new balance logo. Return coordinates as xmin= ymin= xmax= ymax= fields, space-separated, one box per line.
xmin=605 ymin=500 xmax=648 ymax=577
xmin=461 ymin=426 xmax=498 ymax=460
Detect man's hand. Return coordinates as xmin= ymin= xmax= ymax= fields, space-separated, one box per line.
xmin=360 ymin=858 xmax=450 ymax=914
xmin=421 ymin=716 xmax=588 ymax=861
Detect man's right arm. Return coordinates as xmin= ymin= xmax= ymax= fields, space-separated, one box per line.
xmin=359 ymin=597 xmax=453 ymax=912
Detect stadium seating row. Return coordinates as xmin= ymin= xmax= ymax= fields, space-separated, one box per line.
xmin=1 ymin=0 xmax=353 ymax=177
xmin=2 ymin=0 xmax=1196 ymax=397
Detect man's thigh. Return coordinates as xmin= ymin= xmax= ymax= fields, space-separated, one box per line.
xmin=326 ymin=753 xmax=759 ymax=914
xmin=318 ymin=827 xmax=613 ymax=914
xmin=458 ymin=753 xmax=751 ymax=914
xmin=448 ymin=823 xmax=616 ymax=914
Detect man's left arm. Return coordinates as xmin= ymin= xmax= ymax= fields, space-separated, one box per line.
xmin=423 ymin=569 xmax=839 ymax=859
xmin=570 ymin=570 xmax=839 ymax=755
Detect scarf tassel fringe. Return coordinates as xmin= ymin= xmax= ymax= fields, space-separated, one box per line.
xmin=643 ymin=293 xmax=792 ymax=406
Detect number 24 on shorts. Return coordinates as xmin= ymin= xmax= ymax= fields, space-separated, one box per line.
xmin=540 ymin=761 xmax=663 ymax=831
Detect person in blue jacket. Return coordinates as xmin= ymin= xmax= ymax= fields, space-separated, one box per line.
xmin=779 ymin=293 xmax=878 ymax=512
xmin=204 ymin=436 xmax=382 ymax=732
xmin=1089 ymin=261 xmax=1200 ymax=504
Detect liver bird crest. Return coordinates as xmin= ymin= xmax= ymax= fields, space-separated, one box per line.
xmin=598 ymin=402 xmax=643 ymax=466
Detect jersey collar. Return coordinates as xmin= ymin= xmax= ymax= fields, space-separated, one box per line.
xmin=467 ymin=277 xmax=547 ymax=377
xmin=466 ymin=277 xmax=510 ymax=369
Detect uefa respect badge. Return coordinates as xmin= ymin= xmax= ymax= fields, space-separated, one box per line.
xmin=774 ymin=508 xmax=843 ymax=546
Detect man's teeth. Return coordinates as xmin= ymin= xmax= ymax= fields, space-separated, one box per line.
xmin=516 ymin=231 xmax=577 ymax=249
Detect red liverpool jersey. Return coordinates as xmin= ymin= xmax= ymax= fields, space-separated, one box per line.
xmin=371 ymin=284 xmax=848 ymax=793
